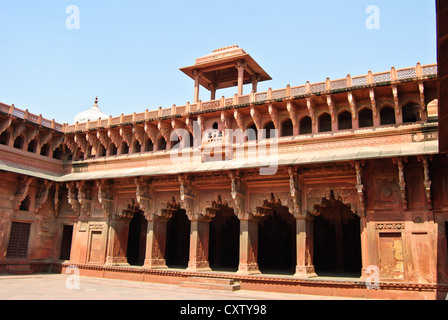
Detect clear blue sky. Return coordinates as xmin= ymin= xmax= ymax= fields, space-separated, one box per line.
xmin=0 ymin=0 xmax=437 ymax=125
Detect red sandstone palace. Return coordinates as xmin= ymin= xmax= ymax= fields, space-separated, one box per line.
xmin=0 ymin=44 xmax=447 ymax=300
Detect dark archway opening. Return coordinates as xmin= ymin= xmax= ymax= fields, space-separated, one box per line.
xmin=257 ymin=195 xmax=296 ymax=275
xmin=338 ymin=111 xmax=352 ymax=130
xmin=359 ymin=108 xmax=374 ymax=128
xmin=126 ymin=211 xmax=147 ymax=266
xmin=166 ymin=208 xmax=190 ymax=268
xmin=264 ymin=121 xmax=276 ymax=139
xmin=318 ymin=113 xmax=332 ymax=133
xmin=402 ymin=103 xmax=421 ymax=123
xmin=281 ymin=119 xmax=294 ymax=137
xmin=0 ymin=131 xmax=8 ymax=145
xmin=209 ymin=199 xmax=239 ymax=271
xmin=299 ymin=116 xmax=312 ymax=135
xmin=247 ymin=123 xmax=258 ymax=141
xmin=60 ymin=225 xmax=74 ymax=261
xmin=312 ymin=191 xmax=362 ymax=277
xmin=380 ymin=106 xmax=396 ymax=125
xmin=158 ymin=137 xmax=167 ymax=151
xmin=19 ymin=196 xmax=31 ymax=211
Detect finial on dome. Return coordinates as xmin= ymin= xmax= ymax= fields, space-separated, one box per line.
xmin=94 ymin=96 xmax=98 ymax=105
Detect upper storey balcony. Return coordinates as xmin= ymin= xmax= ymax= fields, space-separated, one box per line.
xmin=0 ymin=52 xmax=440 ymax=181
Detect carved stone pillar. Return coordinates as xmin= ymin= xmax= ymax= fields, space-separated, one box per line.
xmin=187 ymin=215 xmax=212 ymax=272
xmin=294 ymin=215 xmax=317 ymax=278
xmin=236 ymin=60 xmax=246 ymax=96
xmin=288 ymin=167 xmax=317 ymax=278
xmin=228 ymin=170 xmax=261 ymax=275
xmin=237 ymin=214 xmax=260 ymax=275
xmin=104 ymin=215 xmax=132 ymax=266
xmin=143 ymin=214 xmax=169 ymax=269
xmin=104 ymin=205 xmax=136 ymax=266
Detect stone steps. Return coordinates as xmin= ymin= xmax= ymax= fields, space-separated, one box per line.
xmin=5 ymin=265 xmax=33 ymax=275
xmin=180 ymin=277 xmax=240 ymax=292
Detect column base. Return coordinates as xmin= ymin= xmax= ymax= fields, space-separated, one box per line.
xmin=237 ymin=263 xmax=261 ymax=276
xmin=186 ymin=261 xmax=211 ymax=272
xmin=143 ymin=259 xmax=168 ymax=270
xmin=104 ymin=257 xmax=130 ymax=267
xmin=294 ymin=266 xmax=318 ymax=279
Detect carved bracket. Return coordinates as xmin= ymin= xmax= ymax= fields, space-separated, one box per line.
xmin=418 ymin=155 xmax=433 ymax=210
xmin=107 ymin=128 xmax=122 ymax=148
xmin=96 ymin=179 xmax=114 ymax=216
xmin=233 ymin=109 xmax=246 ymax=132
xmin=134 ymin=177 xmax=152 ymax=219
xmin=66 ymin=181 xmax=80 ymax=214
xmin=369 ymin=89 xmax=378 ymax=117
xmin=144 ymin=123 xmax=159 ymax=144
xmin=54 ymin=183 xmax=61 ymax=216
xmin=347 ymin=92 xmax=357 ymax=120
xmin=34 ymin=180 xmax=54 ymax=214
xmin=326 ymin=95 xmax=337 ymax=122
xmin=306 ymin=98 xmax=316 ymax=124
xmin=76 ymin=181 xmax=92 ymax=216
xmin=158 ymin=120 xmax=172 ymax=143
xmin=14 ymin=176 xmax=35 ymax=210
xmin=286 ymin=101 xmax=298 ymax=128
xmin=353 ymin=161 xmax=366 ymax=217
xmin=178 ymin=174 xmax=197 ymax=220
xmin=119 ymin=126 xmax=133 ymax=147
xmin=268 ymin=103 xmax=280 ymax=129
xmin=0 ymin=117 xmax=12 ymax=135
xmin=229 ymin=171 xmax=248 ymax=220
xmin=288 ymin=166 xmax=302 ymax=218
xmin=392 ymin=85 xmax=400 ymax=115
xmin=97 ymin=129 xmax=112 ymax=149
xmin=393 ymin=157 xmax=408 ymax=210
xmin=250 ymin=106 xmax=262 ymax=131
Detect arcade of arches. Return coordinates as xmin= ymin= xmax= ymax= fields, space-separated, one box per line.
xmin=88 ymin=169 xmax=371 ymax=280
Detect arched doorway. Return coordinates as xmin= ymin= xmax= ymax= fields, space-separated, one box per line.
xmin=312 ymin=190 xmax=362 ymax=276
xmin=257 ymin=193 xmax=296 ymax=275
xmin=126 ymin=210 xmax=147 ymax=266
xmin=166 ymin=206 xmax=190 ymax=268
xmin=208 ymin=195 xmax=239 ymax=271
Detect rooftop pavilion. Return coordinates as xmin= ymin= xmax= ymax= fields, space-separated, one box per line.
xmin=180 ymin=45 xmax=272 ymax=102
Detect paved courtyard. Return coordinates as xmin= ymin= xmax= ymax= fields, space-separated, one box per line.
xmin=0 ymin=273 xmax=366 ymax=300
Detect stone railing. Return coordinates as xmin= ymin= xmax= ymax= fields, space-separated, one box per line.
xmin=0 ymin=102 xmax=64 ymax=131
xmin=1 ymin=63 xmax=437 ymax=134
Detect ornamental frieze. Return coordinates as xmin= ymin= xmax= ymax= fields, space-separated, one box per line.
xmin=375 ymin=223 xmax=405 ymax=230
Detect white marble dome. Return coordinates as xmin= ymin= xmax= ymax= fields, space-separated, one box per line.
xmin=74 ymin=97 xmax=108 ymax=124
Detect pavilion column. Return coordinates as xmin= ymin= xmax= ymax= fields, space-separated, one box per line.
xmin=359 ymin=215 xmax=369 ymax=280
xmin=294 ymin=215 xmax=317 ymax=278
xmin=252 ymin=74 xmax=259 ymax=93
xmin=104 ymin=214 xmax=132 ymax=266
xmin=236 ymin=60 xmax=246 ymax=96
xmin=210 ymin=84 xmax=217 ymax=101
xmin=193 ymin=69 xmax=201 ymax=103
xmin=187 ymin=215 xmax=212 ymax=272
xmin=143 ymin=214 xmax=169 ymax=269
xmin=237 ymin=214 xmax=261 ymax=275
